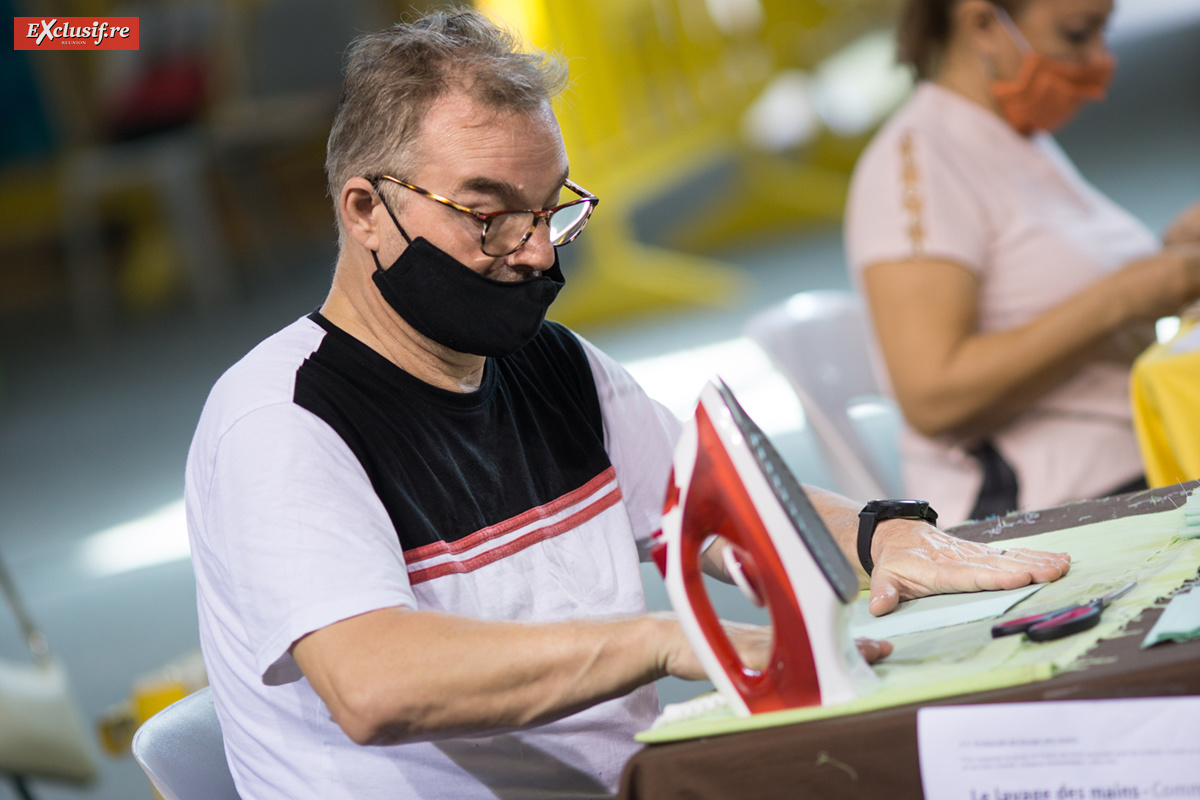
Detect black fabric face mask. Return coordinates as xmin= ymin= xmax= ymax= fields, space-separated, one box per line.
xmin=371 ymin=237 xmax=565 ymax=359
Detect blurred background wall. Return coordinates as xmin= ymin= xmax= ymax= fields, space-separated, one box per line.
xmin=0 ymin=0 xmax=1197 ymax=798
xmin=0 ymin=0 xmax=916 ymax=342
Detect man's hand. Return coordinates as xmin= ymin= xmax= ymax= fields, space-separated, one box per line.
xmin=654 ymin=615 xmax=771 ymax=681
xmin=653 ymin=613 xmax=892 ymax=682
xmin=867 ymin=519 xmax=1071 ymax=616
xmin=855 ymin=637 xmax=893 ymax=663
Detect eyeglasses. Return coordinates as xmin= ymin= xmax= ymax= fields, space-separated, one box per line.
xmin=371 ymin=175 xmax=599 ymax=257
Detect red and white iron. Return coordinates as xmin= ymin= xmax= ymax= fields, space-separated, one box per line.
xmin=653 ymin=379 xmax=878 ymax=716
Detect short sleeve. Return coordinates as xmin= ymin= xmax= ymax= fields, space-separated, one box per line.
xmin=845 ymin=126 xmax=991 ymax=279
xmin=192 ymin=403 xmax=416 ymax=684
xmin=573 ymin=336 xmax=682 ymax=555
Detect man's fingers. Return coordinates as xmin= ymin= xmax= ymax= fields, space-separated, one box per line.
xmin=855 ymin=636 xmax=893 ymax=664
xmin=931 ymin=546 xmax=1070 ymax=594
xmin=869 ymin=542 xmax=1072 ymax=615
xmin=982 ymin=547 xmax=1072 ymax=584
xmin=868 ymin=579 xmax=901 ymax=617
xmin=987 ymin=546 xmax=1070 ymax=568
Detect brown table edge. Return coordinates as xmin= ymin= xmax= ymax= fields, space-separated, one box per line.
xmin=619 ymin=481 xmax=1200 ymax=799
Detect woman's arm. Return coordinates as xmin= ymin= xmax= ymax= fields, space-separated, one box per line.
xmin=1165 ymin=201 xmax=1200 ymax=247
xmin=861 ymin=247 xmax=1200 ymax=438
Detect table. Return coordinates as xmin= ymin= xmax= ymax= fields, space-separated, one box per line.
xmin=618 ymin=482 xmax=1200 ymax=800
xmin=1132 ymin=330 xmax=1200 ymax=487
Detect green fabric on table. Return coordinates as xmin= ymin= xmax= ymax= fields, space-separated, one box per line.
xmin=1182 ymin=490 xmax=1200 ymax=539
xmin=638 ymin=498 xmax=1200 ymax=744
xmin=1141 ymin=586 xmax=1200 ymax=647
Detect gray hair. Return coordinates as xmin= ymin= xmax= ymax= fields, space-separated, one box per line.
xmin=325 ymin=8 xmax=569 ymax=240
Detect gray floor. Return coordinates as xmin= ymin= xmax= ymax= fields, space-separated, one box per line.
xmin=1 ymin=8 xmax=1198 ymax=799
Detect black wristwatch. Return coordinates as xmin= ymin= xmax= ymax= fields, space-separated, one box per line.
xmin=857 ymin=499 xmax=938 ymax=576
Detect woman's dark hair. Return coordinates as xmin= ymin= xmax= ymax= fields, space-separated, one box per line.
xmin=897 ymin=0 xmax=1030 ymax=79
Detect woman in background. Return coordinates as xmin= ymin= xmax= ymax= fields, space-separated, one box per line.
xmin=845 ymin=0 xmax=1200 ymax=525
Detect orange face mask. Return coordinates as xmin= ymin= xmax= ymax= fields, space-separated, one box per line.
xmin=988 ymin=7 xmax=1115 ymax=135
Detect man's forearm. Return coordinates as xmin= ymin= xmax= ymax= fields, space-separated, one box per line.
xmin=292 ymin=607 xmax=699 ymax=746
xmin=293 ymin=607 xmax=673 ymax=745
xmin=803 ymin=485 xmax=870 ymax=579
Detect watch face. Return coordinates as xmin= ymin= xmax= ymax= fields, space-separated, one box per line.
xmin=865 ymin=500 xmax=937 ymax=524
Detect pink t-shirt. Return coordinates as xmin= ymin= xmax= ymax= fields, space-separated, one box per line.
xmin=845 ymin=82 xmax=1159 ymax=524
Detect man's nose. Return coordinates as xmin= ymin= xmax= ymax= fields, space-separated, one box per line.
xmin=508 ymin=218 xmax=557 ymax=274
xmin=1084 ymin=35 xmax=1112 ymax=64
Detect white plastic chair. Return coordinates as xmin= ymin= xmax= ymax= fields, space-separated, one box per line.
xmin=744 ymin=290 xmax=902 ymax=502
xmin=132 ymin=687 xmax=242 ymax=800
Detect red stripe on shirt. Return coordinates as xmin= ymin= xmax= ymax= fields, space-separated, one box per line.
xmin=406 ymin=485 xmax=623 ymax=585
xmin=403 ymin=466 xmax=618 ymax=564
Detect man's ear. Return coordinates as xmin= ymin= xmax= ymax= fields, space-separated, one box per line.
xmin=340 ymin=177 xmax=383 ymax=252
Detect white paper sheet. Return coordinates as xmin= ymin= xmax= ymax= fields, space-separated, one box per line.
xmin=918 ymin=697 xmax=1200 ymax=800
xmin=848 ymin=583 xmax=1045 ymax=640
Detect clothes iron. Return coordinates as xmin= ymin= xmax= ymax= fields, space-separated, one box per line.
xmin=653 ymin=379 xmax=879 ymax=716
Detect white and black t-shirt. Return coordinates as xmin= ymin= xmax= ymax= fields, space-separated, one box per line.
xmin=185 ymin=313 xmax=681 ymax=800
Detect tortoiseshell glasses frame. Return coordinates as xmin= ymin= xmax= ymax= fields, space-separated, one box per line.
xmin=371 ymin=175 xmax=599 ymax=257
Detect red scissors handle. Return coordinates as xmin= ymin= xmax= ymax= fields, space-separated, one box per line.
xmin=990 ymin=604 xmax=1080 ymax=638
xmin=991 ymin=581 xmax=1137 ymax=641
xmin=1026 ymin=603 xmax=1102 ymax=642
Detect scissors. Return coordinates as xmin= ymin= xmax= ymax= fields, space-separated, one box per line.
xmin=991 ymin=581 xmax=1137 ymax=642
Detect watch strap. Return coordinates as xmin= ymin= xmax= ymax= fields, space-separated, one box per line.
xmin=856 ymin=500 xmax=938 ymax=576
xmin=857 ymin=510 xmax=879 ymax=576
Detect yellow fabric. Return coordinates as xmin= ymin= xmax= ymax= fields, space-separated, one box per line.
xmin=638 ymin=500 xmax=1200 ymax=743
xmin=1131 ymin=334 xmax=1200 ymax=487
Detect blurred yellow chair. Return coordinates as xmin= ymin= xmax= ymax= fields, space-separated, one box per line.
xmin=96 ymin=650 xmax=207 ymax=758
xmin=480 ymin=0 xmax=748 ymax=327
xmin=479 ymin=0 xmax=903 ymax=327
xmin=1131 ymin=323 xmax=1200 ymax=487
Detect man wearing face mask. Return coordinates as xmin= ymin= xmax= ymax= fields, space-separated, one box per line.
xmin=845 ymin=0 xmax=1200 ymax=526
xmin=185 ymin=10 xmax=1074 ymax=799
